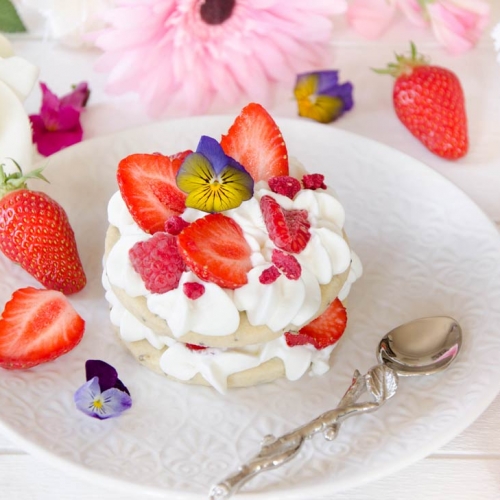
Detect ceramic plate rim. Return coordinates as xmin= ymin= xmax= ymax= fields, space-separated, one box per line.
xmin=0 ymin=115 xmax=499 ymax=499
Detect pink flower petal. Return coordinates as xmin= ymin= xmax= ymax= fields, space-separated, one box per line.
xmin=60 ymin=82 xmax=89 ymax=109
xmin=32 ymin=124 xmax=83 ymax=157
xmin=30 ymin=81 xmax=88 ymax=156
xmin=347 ymin=0 xmax=397 ymax=39
xmin=41 ymin=104 xmax=80 ymax=131
xmin=93 ymin=0 xmax=345 ymax=116
xmin=426 ymin=0 xmax=490 ymax=54
xmin=396 ymin=0 xmax=427 ymax=28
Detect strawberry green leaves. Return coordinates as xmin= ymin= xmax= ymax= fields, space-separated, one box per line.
xmin=176 ymin=136 xmax=254 ymax=213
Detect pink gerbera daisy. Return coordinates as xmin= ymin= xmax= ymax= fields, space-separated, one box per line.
xmin=94 ymin=0 xmax=347 ymax=115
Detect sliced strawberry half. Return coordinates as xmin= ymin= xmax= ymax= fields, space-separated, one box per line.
xmin=285 ymin=298 xmax=347 ymax=350
xmin=0 ymin=287 xmax=85 ymax=369
xmin=220 ymin=103 xmax=289 ymax=182
xmin=177 ymin=213 xmax=252 ymax=289
xmin=117 ymin=151 xmax=191 ymax=234
xmin=260 ymin=195 xmax=311 ymax=253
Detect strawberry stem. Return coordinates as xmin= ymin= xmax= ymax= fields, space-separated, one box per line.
xmin=0 ymin=159 xmax=49 ymax=198
xmin=372 ymin=41 xmax=429 ymax=78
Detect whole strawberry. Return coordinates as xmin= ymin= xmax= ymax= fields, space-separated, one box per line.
xmin=0 ymin=162 xmax=86 ymax=294
xmin=377 ymin=43 xmax=468 ymax=160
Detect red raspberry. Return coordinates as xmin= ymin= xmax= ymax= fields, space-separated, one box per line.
xmin=271 ymin=249 xmax=301 ymax=280
xmin=268 ymin=176 xmax=301 ymax=199
xmin=165 ymin=215 xmax=190 ymax=235
xmin=260 ymin=195 xmax=311 ymax=254
xmin=183 ymin=282 xmax=205 ymax=299
xmin=302 ymin=173 xmax=327 ymax=190
xmin=129 ymin=233 xmax=186 ymax=294
xmin=185 ymin=343 xmax=208 ymax=351
xmin=259 ymin=265 xmax=281 ymax=284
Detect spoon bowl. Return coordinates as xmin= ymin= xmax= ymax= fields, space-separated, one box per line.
xmin=377 ymin=316 xmax=462 ymax=376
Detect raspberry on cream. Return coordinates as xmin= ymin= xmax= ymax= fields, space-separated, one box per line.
xmin=105 ymin=161 xmax=353 ymax=337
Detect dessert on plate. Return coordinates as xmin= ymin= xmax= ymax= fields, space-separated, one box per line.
xmin=102 ymin=103 xmax=362 ymax=393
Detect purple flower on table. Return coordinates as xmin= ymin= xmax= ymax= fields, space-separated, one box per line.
xmin=74 ymin=360 xmax=131 ymax=420
xmin=294 ymin=71 xmax=354 ymax=124
xmin=29 ymin=81 xmax=90 ymax=157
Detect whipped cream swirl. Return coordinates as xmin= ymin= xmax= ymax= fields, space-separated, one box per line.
xmin=105 ymin=159 xmax=357 ymax=337
xmin=103 ymin=277 xmax=341 ymax=394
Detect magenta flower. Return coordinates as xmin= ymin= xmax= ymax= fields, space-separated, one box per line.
xmin=74 ymin=360 xmax=132 ymax=420
xmin=29 ymin=81 xmax=90 ymax=156
xmin=93 ymin=0 xmax=347 ymax=116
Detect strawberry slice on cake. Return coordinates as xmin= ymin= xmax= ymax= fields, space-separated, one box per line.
xmin=117 ymin=150 xmax=191 ymax=234
xmin=220 ymin=103 xmax=289 ymax=182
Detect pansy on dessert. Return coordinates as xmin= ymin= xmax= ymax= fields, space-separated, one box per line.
xmin=176 ymin=135 xmax=254 ymax=213
xmin=103 ymin=103 xmax=362 ymax=393
xmin=294 ymin=70 xmax=354 ymax=124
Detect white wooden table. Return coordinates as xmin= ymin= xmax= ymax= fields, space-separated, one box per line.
xmin=1 ymin=5 xmax=500 ymax=499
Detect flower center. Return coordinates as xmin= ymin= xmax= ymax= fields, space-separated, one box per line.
xmin=92 ymin=397 xmax=104 ymax=410
xmin=200 ymin=0 xmax=235 ymax=25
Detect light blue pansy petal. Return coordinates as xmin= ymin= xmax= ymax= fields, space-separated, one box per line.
xmin=97 ymin=388 xmax=133 ymax=420
xmin=74 ymin=377 xmax=102 ymax=418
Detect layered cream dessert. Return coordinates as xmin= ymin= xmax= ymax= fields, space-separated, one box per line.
xmin=102 ymin=103 xmax=362 ymax=393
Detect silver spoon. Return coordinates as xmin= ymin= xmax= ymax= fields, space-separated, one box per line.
xmin=208 ymin=316 xmax=462 ymax=500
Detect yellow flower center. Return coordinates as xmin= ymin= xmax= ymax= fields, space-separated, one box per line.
xmin=93 ymin=398 xmax=104 ymax=410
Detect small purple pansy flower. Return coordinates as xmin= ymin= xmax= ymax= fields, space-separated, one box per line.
xmin=294 ymin=70 xmax=354 ymax=124
xmin=74 ymin=360 xmax=132 ymax=420
xmin=29 ymin=81 xmax=90 ymax=157
xmin=176 ymin=135 xmax=254 ymax=213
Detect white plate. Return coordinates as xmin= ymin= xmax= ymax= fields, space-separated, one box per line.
xmin=1 ymin=116 xmax=500 ymax=499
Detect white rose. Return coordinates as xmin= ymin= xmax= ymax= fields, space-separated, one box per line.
xmin=18 ymin=0 xmax=115 ymax=47
xmin=0 ymin=34 xmax=38 ymax=168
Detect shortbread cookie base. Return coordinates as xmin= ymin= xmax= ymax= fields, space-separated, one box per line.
xmin=118 ymin=332 xmax=287 ymax=388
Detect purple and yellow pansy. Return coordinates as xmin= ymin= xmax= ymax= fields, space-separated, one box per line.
xmin=294 ymin=70 xmax=354 ymax=124
xmin=74 ymin=360 xmax=132 ymax=420
xmin=176 ymin=135 xmax=254 ymax=213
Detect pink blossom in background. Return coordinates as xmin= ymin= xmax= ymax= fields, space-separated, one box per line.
xmin=346 ymin=0 xmax=398 ymax=39
xmin=93 ymin=0 xmax=347 ymax=116
xmin=347 ymin=0 xmax=489 ymax=54
xmin=29 ymin=82 xmax=90 ymax=156
xmin=426 ymin=0 xmax=490 ymax=55
xmin=493 ymin=23 xmax=500 ymax=64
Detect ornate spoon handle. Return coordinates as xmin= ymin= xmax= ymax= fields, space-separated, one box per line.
xmin=208 ymin=365 xmax=398 ymax=500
